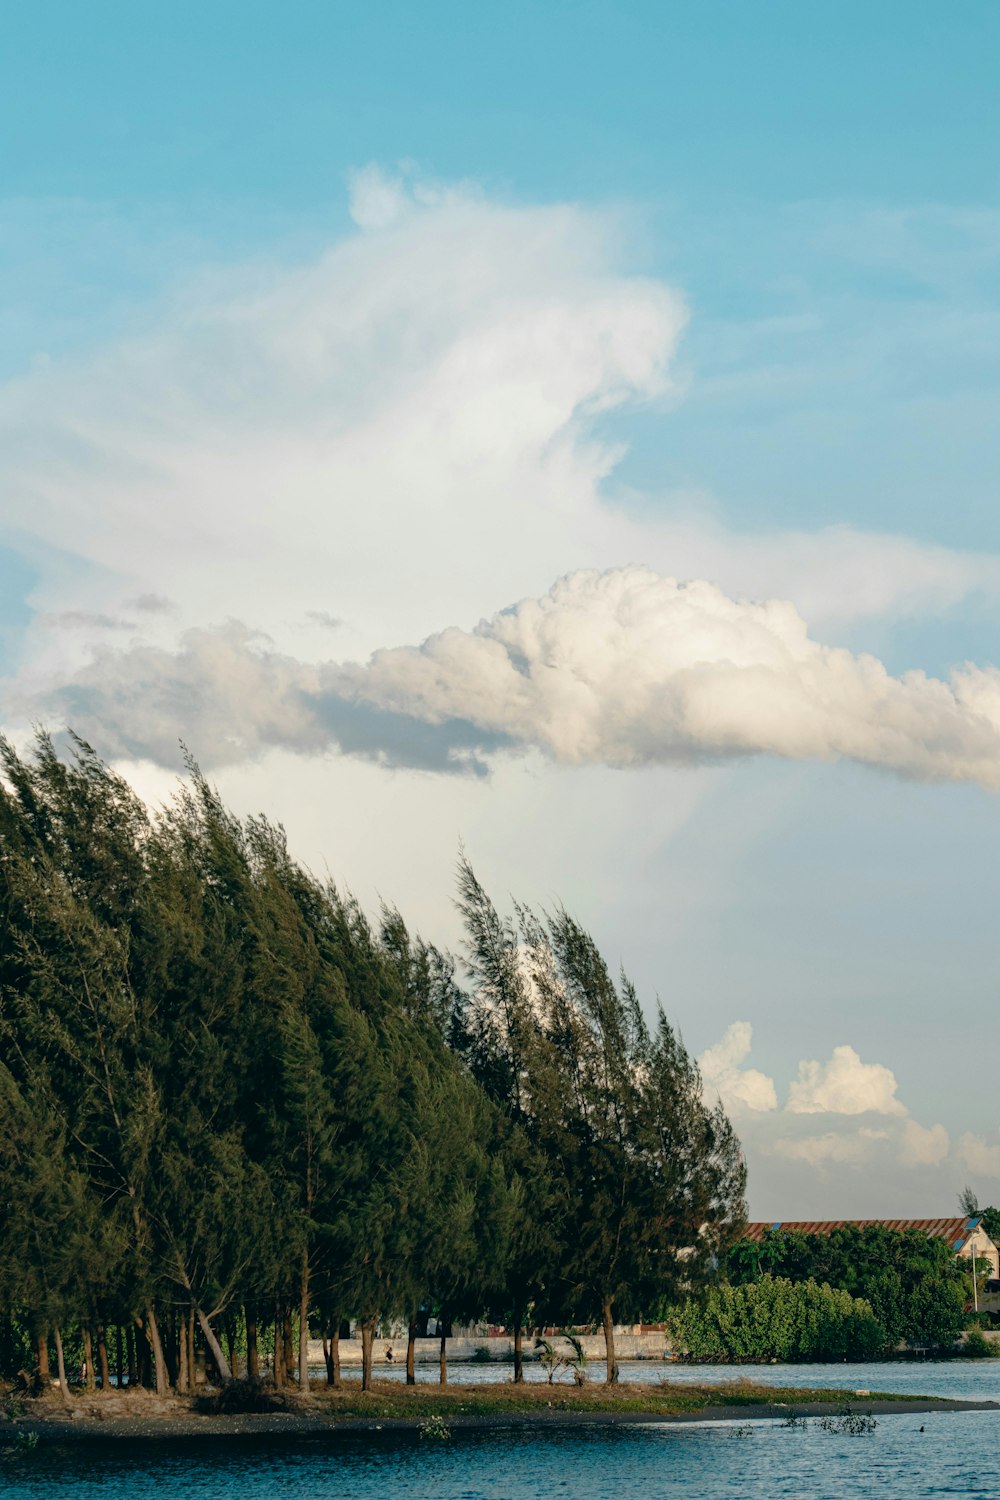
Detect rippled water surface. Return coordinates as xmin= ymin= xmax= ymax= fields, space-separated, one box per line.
xmin=2 ymin=1361 xmax=998 ymax=1499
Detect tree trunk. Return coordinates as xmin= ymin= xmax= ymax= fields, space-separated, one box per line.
xmin=116 ymin=1325 xmax=124 ymax=1388
xmin=360 ymin=1317 xmax=375 ymax=1392
xmin=298 ymin=1249 xmax=310 ymax=1389
xmin=513 ymin=1319 xmax=524 ymax=1384
xmin=273 ymin=1301 xmax=284 ymax=1388
xmin=439 ymin=1325 xmax=448 ymax=1386
xmin=601 ymin=1298 xmax=619 ymax=1385
xmin=126 ymin=1322 xmax=137 ymax=1387
xmin=322 ymin=1320 xmax=341 ymax=1387
xmin=147 ymin=1305 xmax=170 ymax=1396
xmin=177 ymin=1316 xmax=189 ymax=1394
xmin=133 ymin=1315 xmax=152 ymax=1388
xmin=82 ymin=1323 xmax=96 ymax=1390
xmin=35 ymin=1327 xmax=50 ymax=1382
xmin=164 ymin=1308 xmax=177 ymax=1387
xmin=406 ymin=1320 xmax=417 ymax=1385
xmin=97 ymin=1324 xmax=111 ymax=1390
xmin=194 ymin=1303 xmax=231 ymax=1383
xmin=226 ymin=1320 xmax=238 ymax=1380
xmin=53 ymin=1325 xmax=70 ymax=1399
xmin=283 ymin=1305 xmax=294 ymax=1382
xmin=245 ymin=1308 xmax=259 ymax=1380
xmin=187 ymin=1308 xmax=196 ymax=1390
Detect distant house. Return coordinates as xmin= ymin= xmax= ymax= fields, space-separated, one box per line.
xmin=742 ymin=1216 xmax=999 ymax=1279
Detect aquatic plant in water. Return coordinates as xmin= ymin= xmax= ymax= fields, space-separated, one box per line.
xmin=817 ymin=1406 xmax=877 ymax=1435
xmin=419 ymin=1415 xmax=452 ymax=1441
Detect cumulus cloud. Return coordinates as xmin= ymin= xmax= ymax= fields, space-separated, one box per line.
xmin=772 ymin=1128 xmax=887 ymax=1167
xmin=35 ymin=565 xmax=1000 ymax=783
xmin=4 ymin=168 xmax=1000 ymax=744
xmin=698 ymin=1022 xmax=777 ymax=1114
xmin=898 ymin=1118 xmax=950 ymax=1167
xmin=786 ymin=1044 xmax=908 ymax=1116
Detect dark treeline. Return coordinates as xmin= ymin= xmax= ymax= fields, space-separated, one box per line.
xmin=0 ymin=733 xmax=745 ymax=1394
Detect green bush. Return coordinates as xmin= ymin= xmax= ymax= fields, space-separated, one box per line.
xmin=665 ymin=1275 xmax=886 ymax=1363
xmin=963 ymin=1329 xmax=999 ymax=1359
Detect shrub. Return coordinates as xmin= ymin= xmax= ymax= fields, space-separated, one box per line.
xmin=665 ymin=1276 xmax=886 ymax=1363
xmin=963 ymin=1329 xmax=998 ymax=1359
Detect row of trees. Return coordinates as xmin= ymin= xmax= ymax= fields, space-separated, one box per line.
xmin=0 ymin=732 xmax=745 ymax=1393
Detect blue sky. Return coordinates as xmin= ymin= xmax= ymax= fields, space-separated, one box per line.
xmin=2 ymin=1 xmax=1000 ymax=1214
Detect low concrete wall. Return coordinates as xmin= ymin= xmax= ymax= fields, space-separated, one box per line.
xmin=307 ymin=1331 xmax=670 ymax=1367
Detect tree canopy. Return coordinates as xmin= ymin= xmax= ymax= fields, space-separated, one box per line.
xmin=0 ymin=733 xmax=744 ymax=1390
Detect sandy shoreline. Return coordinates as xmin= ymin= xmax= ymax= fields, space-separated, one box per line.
xmin=2 ymin=1394 xmax=996 ymax=1441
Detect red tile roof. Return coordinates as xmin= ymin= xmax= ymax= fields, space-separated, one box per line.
xmin=742 ymin=1217 xmax=984 ymax=1251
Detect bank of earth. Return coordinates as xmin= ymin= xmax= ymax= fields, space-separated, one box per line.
xmin=2 ymin=1381 xmax=996 ymax=1441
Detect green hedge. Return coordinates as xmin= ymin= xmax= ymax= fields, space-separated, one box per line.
xmin=665 ymin=1276 xmax=885 ymax=1362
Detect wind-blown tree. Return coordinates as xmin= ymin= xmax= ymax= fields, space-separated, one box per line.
xmin=0 ymin=734 xmax=173 ymax=1392
xmin=528 ymin=906 xmax=745 ymax=1380
xmin=453 ymin=862 xmax=567 ymax=1381
xmin=456 ymin=859 xmax=746 ymax=1383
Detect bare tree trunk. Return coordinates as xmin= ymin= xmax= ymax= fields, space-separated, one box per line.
xmin=439 ymin=1325 xmax=448 ymax=1386
xmin=194 ymin=1304 xmax=231 ymax=1383
xmin=245 ymin=1308 xmax=259 ymax=1380
xmin=147 ymin=1305 xmax=170 ymax=1395
xmin=322 ymin=1318 xmax=341 ymax=1387
xmin=360 ymin=1317 xmax=375 ymax=1392
xmin=177 ymin=1318 xmax=189 ymax=1394
xmin=406 ymin=1320 xmax=417 ymax=1385
xmin=273 ymin=1300 xmax=284 ymax=1388
xmin=164 ymin=1308 xmax=177 ymax=1388
xmin=226 ymin=1320 xmax=238 ymax=1380
xmin=97 ymin=1324 xmax=111 ymax=1390
xmin=133 ymin=1316 xmax=150 ymax=1387
xmin=298 ymin=1249 xmax=310 ymax=1389
xmin=283 ymin=1305 xmax=294 ymax=1381
xmin=513 ymin=1306 xmax=524 ymax=1384
xmin=126 ymin=1322 xmax=137 ymax=1387
xmin=116 ymin=1325 xmax=124 ymax=1388
xmin=601 ymin=1298 xmax=618 ymax=1386
xmin=53 ymin=1325 xmax=70 ymax=1399
xmin=187 ymin=1308 xmax=196 ymax=1390
xmin=35 ymin=1327 xmax=50 ymax=1383
xmin=82 ymin=1323 xmax=96 ymax=1390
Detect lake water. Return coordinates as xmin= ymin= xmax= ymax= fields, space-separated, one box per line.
xmin=2 ymin=1360 xmax=998 ymax=1499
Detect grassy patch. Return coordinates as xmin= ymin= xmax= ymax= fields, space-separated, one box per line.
xmin=302 ymin=1378 xmax=923 ymax=1421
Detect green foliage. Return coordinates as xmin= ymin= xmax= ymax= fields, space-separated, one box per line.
xmin=665 ymin=1276 xmax=886 ymax=1362
xmin=963 ymin=1329 xmax=999 ymax=1358
xmin=454 ymin=860 xmax=745 ymax=1380
xmin=724 ymin=1225 xmax=968 ymax=1349
xmin=0 ymin=731 xmax=743 ymax=1393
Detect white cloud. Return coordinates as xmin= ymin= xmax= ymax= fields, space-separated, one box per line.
xmin=698 ymin=1021 xmax=777 ymax=1114
xmin=4 ymin=171 xmax=1000 ymax=745
xmin=898 ymin=1118 xmax=950 ymax=1167
xmin=958 ymin=1132 xmax=1000 ymax=1179
xmin=786 ymin=1044 xmax=908 ymax=1116
xmin=347 ymin=164 xmax=410 ymax=230
xmin=772 ymin=1127 xmax=887 ymax=1167
xmin=36 ymin=565 xmax=1000 ymax=784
